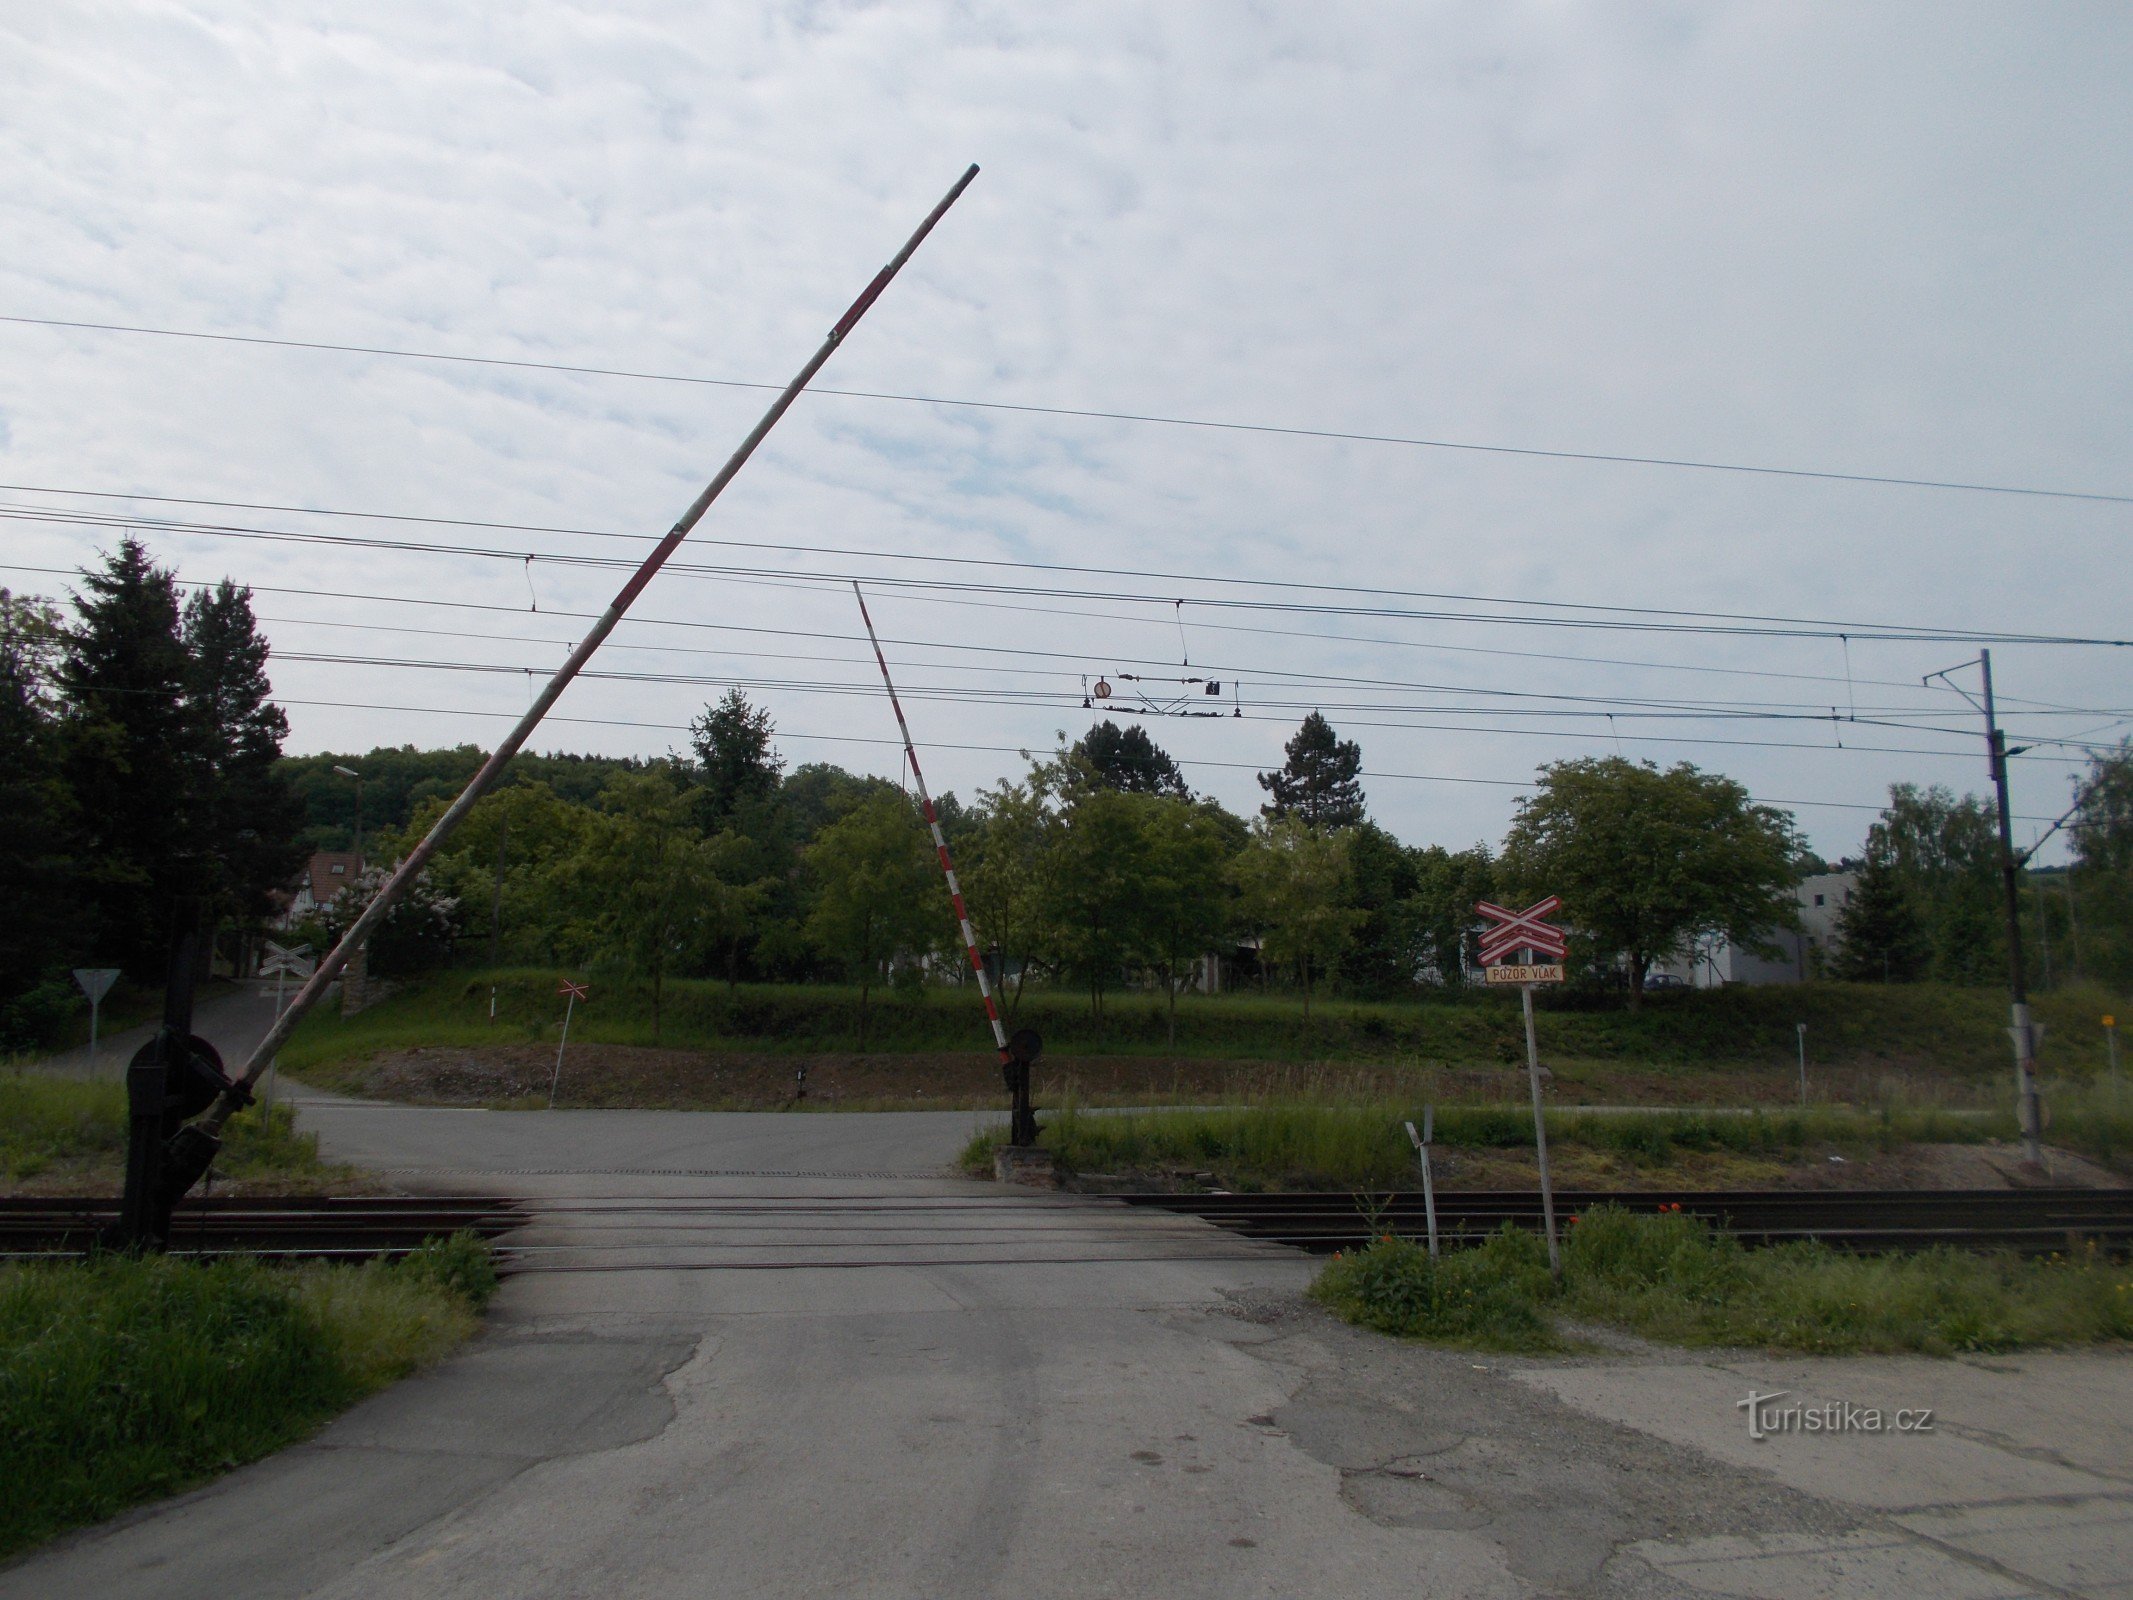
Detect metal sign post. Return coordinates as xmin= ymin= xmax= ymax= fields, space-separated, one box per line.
xmin=548 ymin=980 xmax=588 ymax=1109
xmin=72 ymin=967 xmax=120 ymax=1076
xmin=1796 ymin=1022 xmax=1809 ymax=1106
xmin=1405 ymin=1109 xmax=1439 ymax=1261
xmin=1479 ymin=898 xmax=1567 ymax=1277
xmin=2107 ymin=1014 xmax=2121 ymax=1097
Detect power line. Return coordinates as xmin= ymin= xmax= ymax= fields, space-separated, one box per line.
xmin=7 ymin=500 xmax=2129 ymax=647
xmin=4 ymin=555 xmax=2113 ymax=753
xmin=7 ymin=311 xmax=2132 ymax=507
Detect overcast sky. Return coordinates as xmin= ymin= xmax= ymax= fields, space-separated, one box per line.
xmin=3 ymin=2 xmax=2128 ymax=862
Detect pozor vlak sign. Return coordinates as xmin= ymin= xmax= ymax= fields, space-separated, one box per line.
xmin=1477 ymin=897 xmax=1566 ymax=984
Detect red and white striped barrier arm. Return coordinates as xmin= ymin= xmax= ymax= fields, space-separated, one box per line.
xmin=852 ymin=583 xmax=1012 ymax=1063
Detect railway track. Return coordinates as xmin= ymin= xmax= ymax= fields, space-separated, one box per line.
xmin=0 ymin=1195 xmax=525 ymax=1262
xmin=1113 ymin=1187 xmax=2133 ymax=1256
xmin=5 ymin=1189 xmax=2128 ymax=1267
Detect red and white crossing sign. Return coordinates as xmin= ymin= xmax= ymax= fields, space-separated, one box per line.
xmin=557 ymin=979 xmax=590 ymax=1002
xmin=1477 ymin=896 xmax=1567 ymax=966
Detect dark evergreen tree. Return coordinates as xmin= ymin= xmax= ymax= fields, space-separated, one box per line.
xmin=58 ymin=539 xmax=197 ymax=970
xmin=1257 ymin=711 xmax=1365 ymax=828
xmin=0 ymin=622 xmax=88 ymax=1042
xmin=183 ymin=579 xmax=304 ymax=925
xmin=690 ymin=689 xmax=784 ymax=830
xmin=1831 ymin=843 xmax=1929 ymax=982
xmin=1072 ymin=720 xmax=1189 ymax=796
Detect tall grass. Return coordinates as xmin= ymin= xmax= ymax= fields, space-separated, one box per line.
xmin=0 ymin=1237 xmax=494 ymax=1558
xmin=0 ymin=1077 xmax=343 ymax=1191
xmin=285 ymin=966 xmax=2133 ymax=1078
xmin=1312 ymin=1206 xmax=2133 ymax=1354
xmin=963 ymin=1100 xmax=2028 ymax=1189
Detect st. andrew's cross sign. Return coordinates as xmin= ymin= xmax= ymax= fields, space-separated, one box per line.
xmin=1477 ymin=896 xmax=1566 ymax=975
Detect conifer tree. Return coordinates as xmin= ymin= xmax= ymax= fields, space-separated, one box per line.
xmin=59 ymin=539 xmax=195 ymax=968
xmin=1257 ymin=711 xmax=1365 ymax=828
xmin=1831 ymin=844 xmax=1930 ymax=982
xmin=183 ymin=578 xmax=304 ymax=923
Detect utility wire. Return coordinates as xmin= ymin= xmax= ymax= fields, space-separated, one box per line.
xmin=6 ymin=502 xmax=2127 ymax=647
xmin=6 ymin=312 xmax=2131 ymax=506
xmin=0 ymin=555 xmax=2101 ymax=711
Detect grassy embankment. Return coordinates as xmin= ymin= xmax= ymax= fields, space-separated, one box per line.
xmin=1312 ymin=1205 xmax=2133 ymax=1355
xmin=960 ymin=1088 xmax=2133 ymax=1190
xmin=285 ymin=968 xmax=2131 ymax=1099
xmin=1 ymin=1076 xmax=359 ymax=1195
xmin=0 ymin=1235 xmax=497 ymax=1559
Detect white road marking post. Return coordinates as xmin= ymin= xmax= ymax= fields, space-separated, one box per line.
xmin=549 ymin=980 xmax=588 ymax=1109
xmin=1406 ymin=1108 xmax=1439 ymax=1260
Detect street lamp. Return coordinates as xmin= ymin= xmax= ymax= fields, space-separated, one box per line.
xmin=332 ymin=765 xmax=364 ymax=868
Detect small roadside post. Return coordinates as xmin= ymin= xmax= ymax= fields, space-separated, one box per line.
xmin=1405 ymin=1108 xmax=1439 ymax=1261
xmin=548 ymin=980 xmax=588 ymax=1108
xmin=1477 ymin=897 xmax=1568 ymax=1277
xmin=2106 ymin=1015 xmax=2120 ymax=1096
xmin=72 ymin=967 xmax=121 ymax=1076
xmin=1796 ymin=1023 xmax=1809 ymax=1106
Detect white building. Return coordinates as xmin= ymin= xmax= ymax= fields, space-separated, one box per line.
xmin=1654 ymin=871 xmax=1857 ymax=988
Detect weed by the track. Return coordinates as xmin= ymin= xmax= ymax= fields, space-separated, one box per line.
xmin=1311 ymin=1206 xmax=2133 ymax=1355
xmin=0 ymin=1236 xmax=495 ymax=1558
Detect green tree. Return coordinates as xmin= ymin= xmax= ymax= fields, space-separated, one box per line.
xmin=323 ymin=865 xmax=459 ymax=977
xmin=1139 ymin=797 xmax=1240 ymax=1042
xmin=1411 ymin=844 xmax=1496 ymax=986
xmin=1343 ymin=821 xmax=1424 ymax=994
xmin=1071 ymin=721 xmax=1189 ymax=796
xmin=1499 ymin=757 xmax=1801 ymax=1007
xmin=1868 ymin=784 xmax=2003 ymax=985
xmin=0 ymin=617 xmax=88 ymax=1044
xmin=1831 ymin=840 xmax=1930 ymax=982
xmin=1257 ymin=711 xmax=1365 ymax=828
xmin=962 ymin=772 xmax=1061 ymax=1018
xmin=1232 ymin=815 xmax=1363 ymax=1015
xmin=182 ymin=579 xmax=304 ymax=934
xmin=392 ymin=781 xmax=598 ymax=967
xmin=2067 ymin=741 xmax=2133 ymax=986
xmin=576 ymin=772 xmax=758 ymax=1041
xmin=58 ymin=539 xmax=197 ymax=970
xmin=1034 ymin=787 xmax=1158 ymax=1017
xmin=804 ymin=790 xmax=943 ymax=1048
xmin=690 ymin=689 xmax=783 ymax=830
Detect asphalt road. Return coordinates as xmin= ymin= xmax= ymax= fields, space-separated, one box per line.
xmin=7 ymin=1036 xmax=2131 ymax=1595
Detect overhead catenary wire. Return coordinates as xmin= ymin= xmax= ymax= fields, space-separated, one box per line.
xmin=0 ymin=550 xmax=2113 ymax=715
xmin=6 ymin=312 xmax=2132 ymax=506
xmin=3 ymin=497 xmax=2129 ymax=647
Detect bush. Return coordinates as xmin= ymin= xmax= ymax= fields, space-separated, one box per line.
xmin=1312 ymin=1225 xmax=1559 ymax=1350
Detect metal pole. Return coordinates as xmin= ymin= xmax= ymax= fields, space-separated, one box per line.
xmin=185 ymin=165 xmax=979 ymax=1151
xmin=852 ymin=584 xmax=1022 ymax=1136
xmin=2106 ymin=1015 xmax=2120 ymax=1095
xmin=1522 ymin=975 xmax=1560 ymax=1277
xmin=1796 ymin=1022 xmax=1808 ymax=1106
xmin=1982 ymin=650 xmax=2045 ymax=1165
xmin=1408 ymin=1109 xmax=1439 ymax=1261
xmin=88 ymin=995 xmax=100 ymax=1077
xmin=548 ymin=991 xmax=576 ymax=1109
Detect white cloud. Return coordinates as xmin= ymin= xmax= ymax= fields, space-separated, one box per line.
xmin=1 ymin=1 xmax=2127 ymax=858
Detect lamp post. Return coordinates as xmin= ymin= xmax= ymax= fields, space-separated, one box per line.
xmin=332 ymin=765 xmax=364 ymax=869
